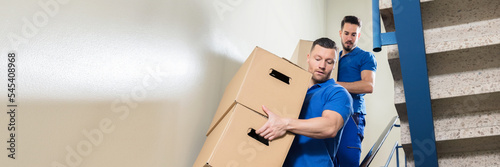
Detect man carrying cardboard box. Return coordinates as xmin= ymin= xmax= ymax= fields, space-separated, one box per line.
xmin=256 ymin=37 xmax=353 ymax=167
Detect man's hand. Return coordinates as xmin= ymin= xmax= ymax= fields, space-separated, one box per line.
xmin=256 ymin=105 xmax=289 ymax=141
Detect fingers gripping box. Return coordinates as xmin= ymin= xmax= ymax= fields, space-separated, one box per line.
xmin=194 ymin=47 xmax=311 ymax=167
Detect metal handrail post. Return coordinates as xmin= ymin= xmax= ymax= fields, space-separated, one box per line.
xmin=396 ymin=145 xmax=400 ymax=167
xmin=359 ymin=116 xmax=399 ymax=167
xmin=384 ymin=141 xmax=399 ymax=167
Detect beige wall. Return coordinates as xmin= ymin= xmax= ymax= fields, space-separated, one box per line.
xmin=327 ymin=0 xmax=404 ymax=166
xmin=1 ymin=0 xmax=403 ymax=166
xmin=0 ymin=0 xmax=326 ymax=166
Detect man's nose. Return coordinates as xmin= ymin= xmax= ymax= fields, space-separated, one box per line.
xmin=346 ymin=35 xmax=353 ymax=41
xmin=319 ymin=61 xmax=326 ymax=69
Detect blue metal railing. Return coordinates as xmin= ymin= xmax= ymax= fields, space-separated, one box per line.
xmin=372 ymin=0 xmax=397 ymax=52
xmin=359 ymin=116 xmax=400 ymax=167
xmin=372 ymin=0 xmax=382 ymax=52
xmin=383 ymin=141 xmax=406 ymax=167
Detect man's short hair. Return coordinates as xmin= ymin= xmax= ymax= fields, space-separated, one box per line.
xmin=311 ymin=37 xmax=337 ymax=52
xmin=341 ymin=15 xmax=362 ymax=30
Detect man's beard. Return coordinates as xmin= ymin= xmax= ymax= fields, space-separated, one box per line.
xmin=342 ymin=41 xmax=354 ymax=52
xmin=312 ymin=71 xmax=331 ymax=84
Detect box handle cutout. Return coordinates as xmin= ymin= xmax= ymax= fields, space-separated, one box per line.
xmin=247 ymin=128 xmax=269 ymax=146
xmin=269 ymin=68 xmax=290 ymax=85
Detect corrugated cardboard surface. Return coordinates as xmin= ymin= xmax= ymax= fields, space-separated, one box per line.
xmin=290 ymin=39 xmax=314 ymax=70
xmin=194 ymin=103 xmax=295 ymax=167
xmin=206 ymin=47 xmax=311 ymax=136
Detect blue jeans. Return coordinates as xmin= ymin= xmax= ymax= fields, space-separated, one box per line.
xmin=334 ymin=114 xmax=365 ymax=167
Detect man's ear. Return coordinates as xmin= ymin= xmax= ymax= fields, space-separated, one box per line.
xmin=306 ymin=53 xmax=310 ymax=63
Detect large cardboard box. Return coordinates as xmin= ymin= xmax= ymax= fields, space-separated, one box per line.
xmin=206 ymin=47 xmax=311 ymax=136
xmin=193 ymin=103 xmax=297 ymax=167
xmin=194 ymin=47 xmax=311 ymax=167
xmin=290 ymin=39 xmax=313 ymax=71
xmin=290 ymin=39 xmax=339 ymax=80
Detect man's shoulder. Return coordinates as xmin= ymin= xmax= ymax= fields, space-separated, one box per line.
xmin=322 ymin=81 xmax=351 ymax=97
xmin=355 ymin=47 xmax=375 ymax=57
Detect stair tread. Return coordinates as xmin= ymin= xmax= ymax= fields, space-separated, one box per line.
xmin=397 ymin=92 xmax=500 ymax=144
xmin=379 ymin=0 xmax=433 ymax=10
xmin=405 ymin=149 xmax=500 ymax=167
xmin=389 ymin=42 xmax=500 ymax=104
xmin=401 ymin=122 xmax=500 ymax=145
xmin=401 ymin=135 xmax=500 ymax=155
xmin=393 ymin=68 xmax=500 ymax=104
xmin=386 ymin=18 xmax=500 ymax=59
xmin=381 ymin=0 xmax=500 ymax=31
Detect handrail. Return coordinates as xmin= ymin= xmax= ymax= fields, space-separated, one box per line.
xmin=359 ymin=116 xmax=399 ymax=167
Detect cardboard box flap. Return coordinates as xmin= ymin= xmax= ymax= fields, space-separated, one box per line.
xmin=281 ymin=57 xmax=305 ymax=70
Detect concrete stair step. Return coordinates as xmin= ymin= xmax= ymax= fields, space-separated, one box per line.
xmin=386 ymin=18 xmax=500 ymax=59
xmin=402 ymin=135 xmax=500 ymax=156
xmin=397 ymin=92 xmax=500 ymax=144
xmin=381 ymin=0 xmax=500 ymax=31
xmin=382 ymin=0 xmax=500 ymax=57
xmin=435 ymin=150 xmax=500 ymax=167
xmin=378 ymin=0 xmax=433 ymax=11
xmin=393 ymin=68 xmax=500 ymax=104
xmin=397 ymin=92 xmax=500 ymax=160
xmin=405 ymin=149 xmax=500 ymax=167
xmin=389 ymin=44 xmax=500 ymax=104
xmin=400 ymin=122 xmax=500 ymax=146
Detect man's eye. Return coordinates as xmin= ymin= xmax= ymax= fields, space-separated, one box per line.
xmin=327 ymin=61 xmax=333 ymax=64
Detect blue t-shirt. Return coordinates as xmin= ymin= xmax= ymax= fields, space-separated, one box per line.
xmin=283 ymin=79 xmax=353 ymax=167
xmin=338 ymin=47 xmax=377 ymax=115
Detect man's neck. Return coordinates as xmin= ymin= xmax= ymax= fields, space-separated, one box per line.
xmin=341 ymin=46 xmax=357 ymax=57
xmin=309 ymin=80 xmax=317 ymax=88
xmin=309 ymin=79 xmax=329 ymax=88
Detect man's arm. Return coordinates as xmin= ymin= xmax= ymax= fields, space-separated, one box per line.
xmin=256 ymin=105 xmax=344 ymax=140
xmin=337 ymin=70 xmax=375 ymax=94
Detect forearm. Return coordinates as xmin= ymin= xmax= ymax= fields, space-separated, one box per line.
xmin=257 ymin=107 xmax=346 ymax=141
xmin=337 ymin=80 xmax=374 ymax=94
xmin=284 ymin=117 xmax=341 ymax=139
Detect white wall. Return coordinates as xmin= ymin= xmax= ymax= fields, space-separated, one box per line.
xmin=327 ymin=0 xmax=404 ymax=166
xmin=0 ymin=0 xmax=327 ymax=166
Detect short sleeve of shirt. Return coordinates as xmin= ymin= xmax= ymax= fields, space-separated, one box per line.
xmin=323 ymin=85 xmax=353 ymax=122
xmin=360 ymin=52 xmax=377 ymax=72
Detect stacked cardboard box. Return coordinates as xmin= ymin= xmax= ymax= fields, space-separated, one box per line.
xmin=194 ymin=47 xmax=312 ymax=167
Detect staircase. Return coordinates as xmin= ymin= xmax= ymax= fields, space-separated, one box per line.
xmin=379 ymin=0 xmax=500 ymax=166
